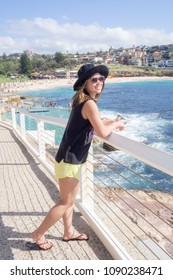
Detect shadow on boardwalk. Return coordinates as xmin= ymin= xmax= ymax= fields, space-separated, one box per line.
xmin=0 ymin=124 xmax=112 ymax=260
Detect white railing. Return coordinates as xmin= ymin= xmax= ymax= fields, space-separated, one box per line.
xmin=1 ymin=107 xmax=173 ymax=260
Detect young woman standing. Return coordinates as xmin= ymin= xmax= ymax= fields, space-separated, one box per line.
xmin=26 ymin=64 xmax=124 ymax=250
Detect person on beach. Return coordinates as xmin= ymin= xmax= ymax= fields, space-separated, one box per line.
xmin=26 ymin=63 xmax=124 ymax=250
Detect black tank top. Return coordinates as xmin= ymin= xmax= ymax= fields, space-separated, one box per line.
xmin=55 ymin=100 xmax=94 ymax=164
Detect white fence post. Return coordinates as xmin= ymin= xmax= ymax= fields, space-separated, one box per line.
xmin=38 ymin=120 xmax=46 ymax=160
xmin=12 ymin=108 xmax=17 ymax=130
xmin=20 ymin=113 xmax=26 ymax=140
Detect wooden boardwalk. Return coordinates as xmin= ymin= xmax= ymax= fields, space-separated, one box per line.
xmin=0 ymin=123 xmax=112 ymax=260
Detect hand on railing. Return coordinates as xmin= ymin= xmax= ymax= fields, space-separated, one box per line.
xmin=115 ymin=115 xmax=125 ymax=131
xmin=114 ymin=120 xmax=125 ymax=131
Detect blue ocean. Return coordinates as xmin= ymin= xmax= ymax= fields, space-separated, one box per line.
xmin=21 ymin=80 xmax=173 ymax=153
xmin=20 ymin=79 xmax=173 ymax=193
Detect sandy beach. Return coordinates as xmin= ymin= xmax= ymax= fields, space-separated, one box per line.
xmin=1 ymin=75 xmax=173 ymax=95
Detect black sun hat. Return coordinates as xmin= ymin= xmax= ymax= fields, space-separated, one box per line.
xmin=73 ymin=63 xmax=109 ymax=91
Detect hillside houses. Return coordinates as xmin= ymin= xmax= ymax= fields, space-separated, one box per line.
xmin=67 ymin=44 xmax=173 ymax=68
xmin=1 ymin=44 xmax=173 ymax=69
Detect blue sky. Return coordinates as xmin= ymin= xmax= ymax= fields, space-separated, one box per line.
xmin=1 ymin=0 xmax=173 ymax=55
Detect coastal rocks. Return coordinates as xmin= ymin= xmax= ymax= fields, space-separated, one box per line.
xmin=94 ymin=185 xmax=173 ymax=259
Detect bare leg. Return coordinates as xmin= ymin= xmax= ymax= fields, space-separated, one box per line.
xmin=62 ymin=205 xmax=88 ymax=241
xmin=62 ymin=206 xmax=74 ymax=237
xmin=62 ymin=183 xmax=88 ymax=241
xmin=31 ymin=177 xmax=80 ymax=246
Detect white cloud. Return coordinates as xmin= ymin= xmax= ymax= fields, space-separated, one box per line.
xmin=1 ymin=18 xmax=173 ymax=54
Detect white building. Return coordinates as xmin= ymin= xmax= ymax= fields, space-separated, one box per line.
xmin=165 ymin=60 xmax=173 ymax=67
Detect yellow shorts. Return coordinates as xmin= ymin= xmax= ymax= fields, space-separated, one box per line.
xmin=54 ymin=160 xmax=84 ymax=181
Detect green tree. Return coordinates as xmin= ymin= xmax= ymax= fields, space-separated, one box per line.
xmin=20 ymin=53 xmax=32 ymax=75
xmin=0 ymin=61 xmax=19 ymax=75
xmin=54 ymin=52 xmax=65 ymax=66
xmin=2 ymin=52 xmax=7 ymax=62
xmin=31 ymin=55 xmax=47 ymax=71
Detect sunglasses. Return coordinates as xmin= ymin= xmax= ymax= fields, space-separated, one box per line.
xmin=89 ymin=76 xmax=105 ymax=83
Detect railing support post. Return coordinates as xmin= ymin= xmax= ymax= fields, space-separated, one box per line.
xmin=38 ymin=120 xmax=46 ymax=160
xmin=20 ymin=113 xmax=26 ymax=140
xmin=12 ymin=108 xmax=16 ymax=130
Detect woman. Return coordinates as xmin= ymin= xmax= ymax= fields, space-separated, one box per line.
xmin=26 ymin=64 xmax=124 ymax=250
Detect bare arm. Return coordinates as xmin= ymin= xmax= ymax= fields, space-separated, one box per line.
xmin=82 ymin=100 xmax=124 ymax=138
